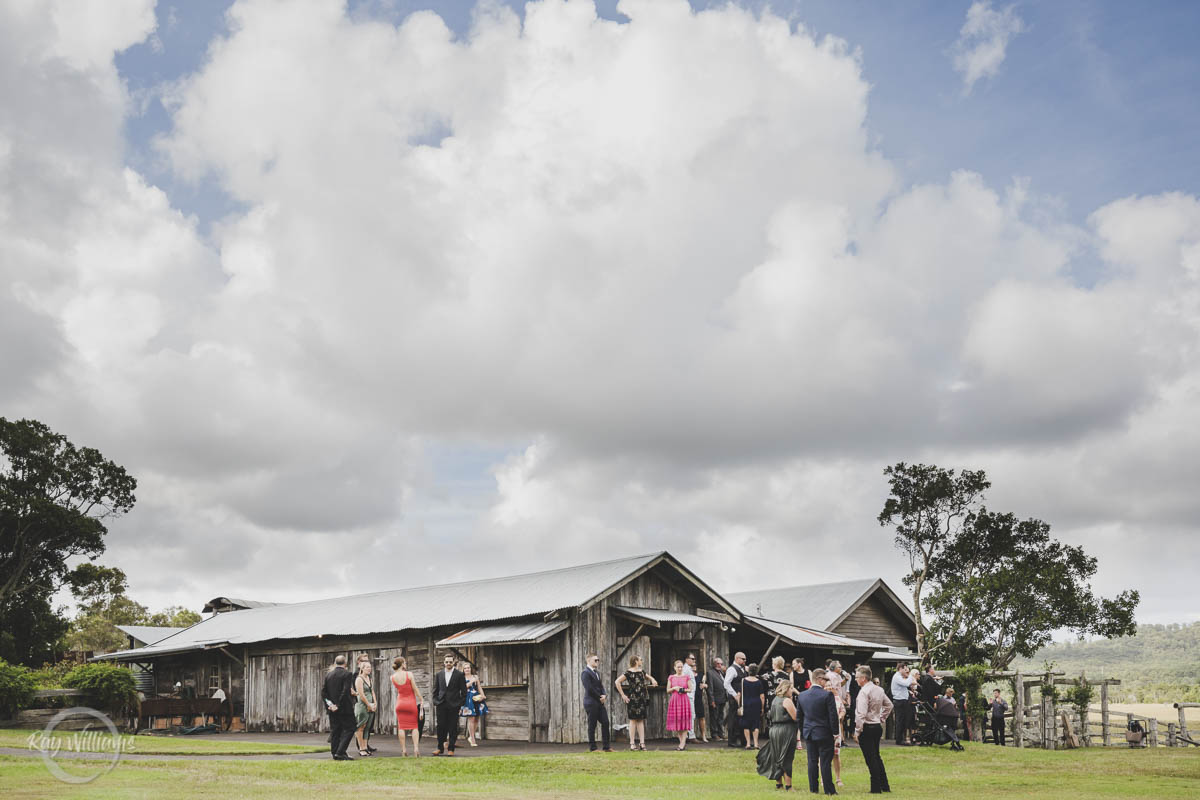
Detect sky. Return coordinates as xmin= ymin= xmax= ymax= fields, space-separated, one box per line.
xmin=3 ymin=0 xmax=1199 ymax=628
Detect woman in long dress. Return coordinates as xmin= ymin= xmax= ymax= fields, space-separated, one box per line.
xmin=831 ymin=680 xmax=846 ymax=788
xmin=616 ymin=655 xmax=658 ymax=751
xmin=739 ymin=664 xmax=765 ymax=749
xmin=460 ymin=662 xmax=488 ymax=747
xmin=665 ymin=660 xmax=694 ymax=750
xmin=353 ymin=657 xmax=377 ymax=756
xmin=756 ymin=679 xmax=799 ymax=790
xmin=391 ymin=656 xmax=423 ymax=757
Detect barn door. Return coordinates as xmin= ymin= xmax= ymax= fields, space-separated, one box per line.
xmin=530 ymin=653 xmax=551 ymax=742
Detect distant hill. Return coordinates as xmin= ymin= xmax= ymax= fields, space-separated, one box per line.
xmin=1014 ymin=622 xmax=1200 ymax=703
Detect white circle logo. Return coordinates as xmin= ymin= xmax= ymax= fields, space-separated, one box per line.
xmin=30 ymin=707 xmax=124 ymax=784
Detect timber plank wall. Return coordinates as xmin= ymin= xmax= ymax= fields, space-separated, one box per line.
xmin=833 ymin=595 xmax=914 ymax=651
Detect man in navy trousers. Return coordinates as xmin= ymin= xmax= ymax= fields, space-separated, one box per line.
xmin=795 ymin=668 xmax=841 ymax=794
xmin=581 ymin=653 xmax=612 ymax=752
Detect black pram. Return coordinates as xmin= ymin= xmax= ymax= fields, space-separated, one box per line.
xmin=914 ymin=699 xmax=965 ymax=751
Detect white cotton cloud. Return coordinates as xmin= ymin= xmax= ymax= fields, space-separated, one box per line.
xmin=2 ymin=0 xmax=1198 ymax=623
xmin=953 ymin=1 xmax=1025 ymax=93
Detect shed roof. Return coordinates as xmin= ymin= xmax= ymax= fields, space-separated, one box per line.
xmin=611 ymin=606 xmax=719 ymax=627
xmin=114 ymin=625 xmax=186 ymax=646
xmin=744 ymin=616 xmax=884 ymax=650
xmin=725 ymin=578 xmax=914 ymax=632
xmin=436 ymin=620 xmax=569 ymax=648
xmin=94 ymin=551 xmax=735 ymax=663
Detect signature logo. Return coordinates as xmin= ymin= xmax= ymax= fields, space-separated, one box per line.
xmin=27 ymin=707 xmax=134 ymax=784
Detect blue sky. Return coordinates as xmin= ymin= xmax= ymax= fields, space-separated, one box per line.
xmin=115 ymin=1 xmax=1200 ymax=234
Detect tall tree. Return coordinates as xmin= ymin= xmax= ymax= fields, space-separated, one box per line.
xmin=924 ymin=509 xmax=1139 ymax=670
xmin=0 ymin=418 xmax=136 ymax=607
xmin=877 ymin=462 xmax=990 ymax=666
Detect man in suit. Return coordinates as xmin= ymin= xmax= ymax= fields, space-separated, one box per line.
xmin=321 ymin=654 xmax=358 ymax=760
xmin=580 ymin=653 xmax=611 ymax=752
xmin=795 ymin=668 xmax=840 ymax=795
xmin=707 ymin=657 xmax=728 ymax=740
xmin=433 ymin=654 xmax=468 ymax=755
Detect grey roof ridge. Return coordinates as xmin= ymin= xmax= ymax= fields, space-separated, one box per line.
xmin=190 ymin=550 xmax=668 ymax=616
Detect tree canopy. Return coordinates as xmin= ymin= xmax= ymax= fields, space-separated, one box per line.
xmin=879 ymin=462 xmax=1138 ymax=670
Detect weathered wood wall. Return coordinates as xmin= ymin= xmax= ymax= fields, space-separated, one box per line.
xmin=834 ymin=594 xmax=914 ymax=651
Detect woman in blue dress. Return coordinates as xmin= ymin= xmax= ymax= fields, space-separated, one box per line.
xmin=460 ymin=662 xmax=488 ymax=746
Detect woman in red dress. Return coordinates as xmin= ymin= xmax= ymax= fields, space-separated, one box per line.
xmin=666 ymin=660 xmax=694 ymax=750
xmin=391 ymin=656 xmax=423 ymax=756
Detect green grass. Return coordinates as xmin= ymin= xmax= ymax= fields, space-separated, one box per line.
xmin=0 ymin=728 xmax=324 ymax=755
xmin=0 ymin=744 xmax=1197 ymax=799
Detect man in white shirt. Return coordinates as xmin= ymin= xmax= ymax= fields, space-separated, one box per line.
xmin=682 ymin=653 xmax=698 ymax=739
xmin=723 ymin=651 xmax=747 ymax=747
xmin=854 ymin=666 xmax=893 ymax=794
xmin=890 ymin=663 xmax=918 ymax=746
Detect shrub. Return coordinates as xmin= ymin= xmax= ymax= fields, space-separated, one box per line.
xmin=32 ymin=660 xmax=75 ymax=689
xmin=63 ymin=663 xmax=138 ymax=715
xmin=0 ymin=658 xmax=37 ymax=718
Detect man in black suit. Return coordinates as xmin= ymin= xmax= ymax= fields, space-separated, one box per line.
xmin=580 ymin=653 xmax=611 ymax=751
xmin=321 ymin=654 xmax=358 ymax=760
xmin=433 ymin=654 xmax=468 ymax=755
xmin=795 ymin=668 xmax=840 ymax=795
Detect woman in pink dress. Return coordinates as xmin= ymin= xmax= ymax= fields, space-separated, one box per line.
xmin=666 ymin=660 xmax=694 ymax=750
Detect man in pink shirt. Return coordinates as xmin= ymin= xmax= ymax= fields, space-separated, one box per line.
xmin=854 ymin=666 xmax=893 ymax=794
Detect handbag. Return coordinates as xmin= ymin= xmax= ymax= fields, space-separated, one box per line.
xmin=417 ymin=704 xmax=426 ymax=735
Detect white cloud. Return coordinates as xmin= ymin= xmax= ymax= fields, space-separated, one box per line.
xmin=953 ymin=1 xmax=1025 ymax=93
xmin=2 ymin=0 xmax=1198 ymax=624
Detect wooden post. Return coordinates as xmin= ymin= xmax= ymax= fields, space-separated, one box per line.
xmin=1101 ymin=683 xmax=1110 ymax=747
xmin=1148 ymin=717 xmax=1158 ymax=748
xmin=1168 ymin=722 xmax=1177 ymax=747
xmin=1061 ymin=709 xmax=1079 ymax=748
xmin=1013 ymin=672 xmax=1024 ymax=748
xmin=1177 ymin=703 xmax=1191 ymax=744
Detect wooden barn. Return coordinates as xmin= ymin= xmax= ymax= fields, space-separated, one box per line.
xmin=721 ymin=578 xmax=919 ymax=670
xmin=95 ymin=552 xmax=737 ymax=743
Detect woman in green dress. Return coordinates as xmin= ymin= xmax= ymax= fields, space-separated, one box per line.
xmin=756 ymin=679 xmax=798 ymax=790
xmin=353 ymin=658 xmax=377 ymax=757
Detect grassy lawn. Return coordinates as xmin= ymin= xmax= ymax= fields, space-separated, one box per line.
xmin=0 ymin=728 xmax=324 ymax=756
xmin=0 ymin=744 xmax=1197 ymax=799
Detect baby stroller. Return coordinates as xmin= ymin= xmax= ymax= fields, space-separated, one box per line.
xmin=913 ymin=700 xmax=965 ymax=752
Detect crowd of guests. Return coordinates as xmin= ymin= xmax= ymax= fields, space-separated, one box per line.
xmin=320 ymin=646 xmax=1004 ymax=791
xmin=320 ymin=653 xmax=488 ymax=760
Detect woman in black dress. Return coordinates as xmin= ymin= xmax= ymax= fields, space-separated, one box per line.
xmin=739 ymin=664 xmax=765 ymax=749
xmin=615 ymin=654 xmax=658 ymax=751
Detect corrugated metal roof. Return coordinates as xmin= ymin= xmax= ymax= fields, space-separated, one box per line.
xmin=436 ymin=620 xmax=569 ymax=648
xmin=726 ymin=578 xmax=912 ymax=631
xmin=745 ymin=615 xmax=884 ymax=650
xmin=114 ymin=625 xmax=186 ymax=646
xmin=872 ymin=650 xmax=918 ymax=662
xmin=95 ymin=552 xmax=666 ymax=662
xmin=202 ymin=597 xmax=286 ymax=612
xmin=611 ymin=606 xmax=718 ymax=626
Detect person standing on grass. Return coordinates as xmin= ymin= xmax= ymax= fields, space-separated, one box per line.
xmin=690 ymin=653 xmax=710 ymax=742
xmin=989 ymin=689 xmax=1009 ymax=746
xmin=854 ymin=666 xmax=892 ymax=795
xmin=353 ymin=655 xmax=377 ymax=757
xmin=391 ymin=656 xmax=422 ymax=757
xmin=795 ymin=668 xmax=840 ymax=796
xmin=581 ymin=653 xmax=612 ymax=752
xmin=890 ymin=663 xmax=917 ymax=746
xmin=707 ymin=657 xmax=728 ymax=741
xmin=724 ymin=652 xmax=748 ymax=747
xmin=616 ymin=654 xmax=658 ymax=751
xmin=432 ymin=654 xmax=467 ymax=756
xmin=739 ymin=664 xmax=765 ymax=750
xmin=682 ymin=653 xmax=698 ymax=739
xmin=322 ymin=654 xmax=358 ymax=761
xmin=666 ymin=659 xmax=695 ymax=750
xmin=846 ymin=664 xmax=862 ymax=742
xmin=756 ymin=679 xmax=799 ymax=791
